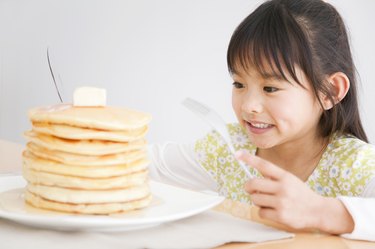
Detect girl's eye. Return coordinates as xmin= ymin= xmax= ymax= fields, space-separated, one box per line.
xmin=232 ymin=82 xmax=244 ymax=89
xmin=263 ymin=86 xmax=278 ymax=93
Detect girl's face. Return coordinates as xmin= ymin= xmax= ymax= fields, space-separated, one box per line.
xmin=231 ymin=65 xmax=323 ymax=149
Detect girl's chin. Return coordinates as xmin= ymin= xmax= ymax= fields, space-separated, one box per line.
xmin=247 ymin=137 xmax=275 ymax=149
xmin=252 ymin=142 xmax=274 ymax=149
xmin=244 ymin=130 xmax=276 ymax=148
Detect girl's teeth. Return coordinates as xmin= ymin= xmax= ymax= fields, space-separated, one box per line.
xmin=251 ymin=123 xmax=271 ymax=128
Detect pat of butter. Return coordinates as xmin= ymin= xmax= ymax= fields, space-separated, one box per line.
xmin=73 ymin=87 xmax=107 ymax=107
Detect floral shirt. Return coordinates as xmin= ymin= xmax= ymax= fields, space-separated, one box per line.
xmin=194 ymin=123 xmax=375 ymax=203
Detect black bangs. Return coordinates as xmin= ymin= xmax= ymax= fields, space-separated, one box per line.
xmin=227 ymin=1 xmax=312 ymax=86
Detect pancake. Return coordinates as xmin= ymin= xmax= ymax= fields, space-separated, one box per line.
xmin=26 ymin=183 xmax=150 ymax=204
xmin=26 ymin=142 xmax=147 ymax=166
xmin=31 ymin=122 xmax=148 ymax=142
xmin=24 ymin=130 xmax=147 ymax=156
xmin=22 ymin=150 xmax=149 ymax=178
xmin=25 ymin=190 xmax=152 ymax=214
xmin=23 ymin=89 xmax=152 ymax=215
xmin=23 ymin=165 xmax=149 ymax=190
xmin=29 ymin=104 xmax=152 ymax=131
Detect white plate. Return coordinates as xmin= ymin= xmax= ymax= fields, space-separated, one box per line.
xmin=0 ymin=176 xmax=224 ymax=232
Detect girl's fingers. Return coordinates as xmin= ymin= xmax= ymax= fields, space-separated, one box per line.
xmin=244 ymin=178 xmax=279 ymax=194
xmin=250 ymin=193 xmax=277 ymax=208
xmin=235 ymin=150 xmax=286 ymax=180
xmin=258 ymin=207 xmax=279 ymax=221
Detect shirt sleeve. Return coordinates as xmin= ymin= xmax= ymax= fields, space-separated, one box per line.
xmin=147 ymin=142 xmax=218 ymax=192
xmin=338 ymin=177 xmax=375 ymax=241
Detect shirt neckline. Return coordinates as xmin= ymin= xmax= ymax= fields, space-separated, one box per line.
xmin=247 ymin=133 xmax=340 ymax=183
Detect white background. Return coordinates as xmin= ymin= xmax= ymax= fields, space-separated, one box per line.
xmin=0 ymin=0 xmax=374 ymax=145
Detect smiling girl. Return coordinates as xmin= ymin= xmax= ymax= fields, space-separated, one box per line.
xmin=149 ymin=0 xmax=375 ymax=241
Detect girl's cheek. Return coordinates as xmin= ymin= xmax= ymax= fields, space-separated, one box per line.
xmin=232 ymin=91 xmax=239 ymax=110
xmin=232 ymin=92 xmax=241 ymax=116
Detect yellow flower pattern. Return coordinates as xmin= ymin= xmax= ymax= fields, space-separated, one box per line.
xmin=194 ymin=123 xmax=375 ymax=203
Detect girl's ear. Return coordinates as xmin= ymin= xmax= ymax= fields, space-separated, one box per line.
xmin=321 ymin=72 xmax=350 ymax=110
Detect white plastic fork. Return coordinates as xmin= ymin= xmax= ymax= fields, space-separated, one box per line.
xmin=182 ymin=97 xmax=253 ymax=179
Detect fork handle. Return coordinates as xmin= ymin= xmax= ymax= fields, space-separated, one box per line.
xmin=227 ymin=146 xmax=253 ymax=179
xmin=237 ymin=160 xmax=253 ymax=179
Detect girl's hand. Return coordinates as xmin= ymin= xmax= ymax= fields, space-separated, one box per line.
xmin=235 ymin=151 xmax=354 ymax=234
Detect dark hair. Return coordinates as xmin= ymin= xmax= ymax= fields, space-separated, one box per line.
xmin=227 ymin=0 xmax=368 ymax=142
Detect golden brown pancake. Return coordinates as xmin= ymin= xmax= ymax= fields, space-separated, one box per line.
xmin=28 ymin=104 xmax=152 ymax=131
xmin=22 ymin=150 xmax=149 ymax=178
xmin=24 ymin=130 xmax=147 ymax=156
xmin=26 ymin=183 xmax=150 ymax=204
xmin=23 ymin=165 xmax=149 ymax=190
xmin=25 ymin=190 xmax=152 ymax=214
xmin=26 ymin=142 xmax=147 ymax=166
xmin=31 ymin=122 xmax=148 ymax=142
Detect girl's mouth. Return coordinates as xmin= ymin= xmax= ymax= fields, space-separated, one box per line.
xmin=245 ymin=121 xmax=274 ymax=134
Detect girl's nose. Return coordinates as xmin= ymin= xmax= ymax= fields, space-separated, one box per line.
xmin=241 ymin=92 xmax=263 ymax=114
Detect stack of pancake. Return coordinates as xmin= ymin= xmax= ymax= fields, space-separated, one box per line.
xmin=22 ymin=103 xmax=152 ymax=214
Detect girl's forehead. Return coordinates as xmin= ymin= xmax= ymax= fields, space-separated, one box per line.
xmin=232 ymin=61 xmax=290 ymax=81
xmin=229 ymin=40 xmax=308 ymax=87
xmin=232 ymin=61 xmax=311 ymax=88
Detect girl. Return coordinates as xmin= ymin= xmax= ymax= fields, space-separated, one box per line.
xmin=149 ymin=0 xmax=375 ymax=241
